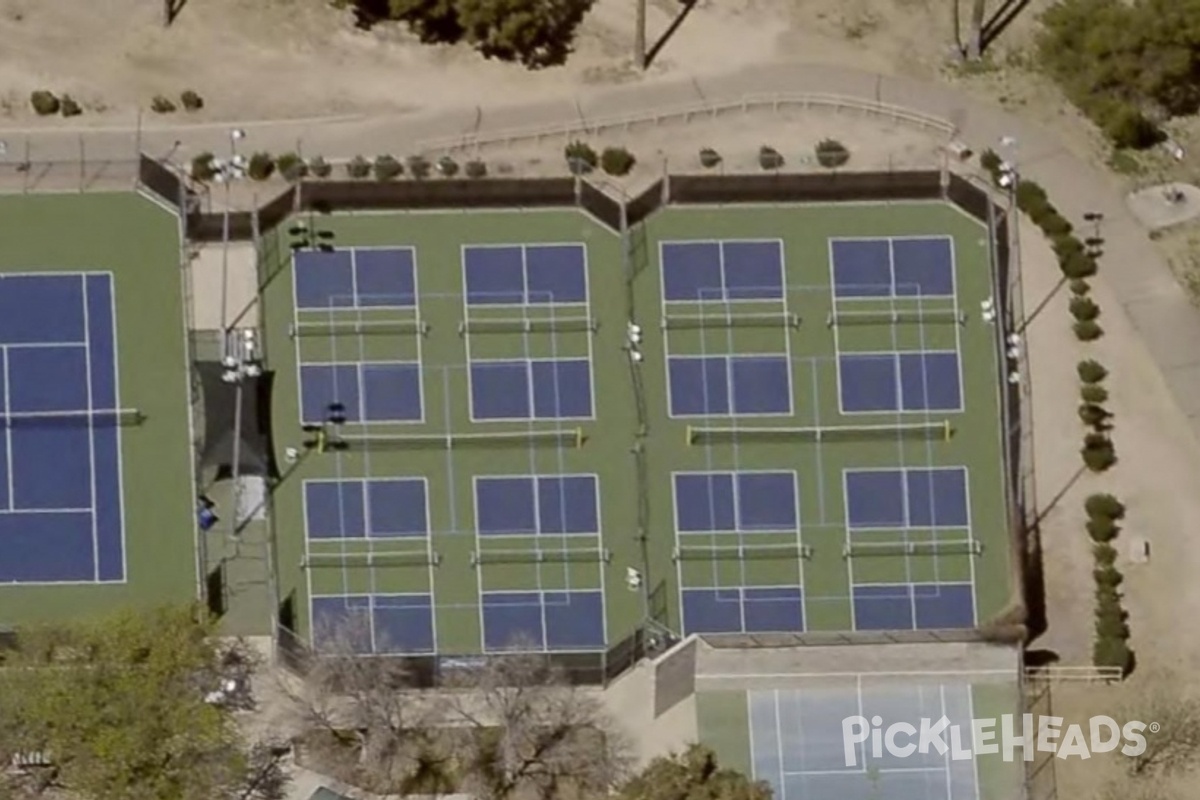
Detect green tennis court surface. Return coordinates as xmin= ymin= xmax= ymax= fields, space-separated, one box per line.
xmin=262 ymin=199 xmax=1014 ymax=656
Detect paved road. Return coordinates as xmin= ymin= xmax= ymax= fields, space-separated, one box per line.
xmin=6 ymin=61 xmax=1200 ymax=439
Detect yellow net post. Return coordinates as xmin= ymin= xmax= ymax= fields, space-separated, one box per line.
xmin=316 ymin=428 xmax=328 ymax=453
xmin=944 ymin=420 xmax=953 ymax=441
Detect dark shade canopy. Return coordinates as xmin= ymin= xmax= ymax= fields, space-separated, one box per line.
xmin=197 ymin=361 xmax=279 ymax=479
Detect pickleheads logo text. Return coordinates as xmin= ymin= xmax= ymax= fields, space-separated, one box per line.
xmin=841 ymin=715 xmax=1154 ymax=766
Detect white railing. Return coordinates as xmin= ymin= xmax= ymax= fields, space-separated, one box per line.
xmin=418 ymin=92 xmax=957 ymax=154
xmin=1024 ymin=665 xmax=1124 ymax=683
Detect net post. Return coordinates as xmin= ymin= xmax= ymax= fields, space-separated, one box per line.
xmin=575 ymin=427 xmax=584 ymax=449
xmin=944 ymin=420 xmax=952 ymax=441
xmin=685 ymin=425 xmax=693 ymax=446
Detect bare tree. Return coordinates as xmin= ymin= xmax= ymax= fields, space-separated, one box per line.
xmin=1114 ymin=674 xmax=1200 ymax=776
xmin=442 ymin=649 xmax=633 ymax=800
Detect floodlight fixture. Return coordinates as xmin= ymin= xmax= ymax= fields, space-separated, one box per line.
xmin=230 ymin=129 xmax=246 ymax=142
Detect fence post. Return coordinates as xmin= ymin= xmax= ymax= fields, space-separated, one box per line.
xmin=78 ymin=134 xmax=85 ymax=193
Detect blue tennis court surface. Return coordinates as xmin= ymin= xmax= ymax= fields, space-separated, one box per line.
xmin=312 ymin=594 xmax=435 ymax=654
xmin=853 ymin=583 xmax=975 ymax=630
xmin=838 ymin=352 xmax=961 ymax=412
xmin=300 ymin=362 xmax=423 ymax=424
xmin=844 ymin=467 xmax=968 ymax=530
xmin=474 ymin=474 xmax=599 ymax=536
xmin=294 ymin=248 xmax=417 ymax=309
xmin=831 ymin=236 xmax=955 ymax=298
xmin=674 ymin=471 xmax=798 ymax=533
xmin=0 ymin=273 xmax=124 ymax=583
xmin=464 ymin=244 xmax=587 ymax=305
xmin=682 ymin=587 xmax=804 ymax=634
xmin=304 ymin=478 xmax=429 ymax=539
xmin=668 ymin=355 xmax=791 ymax=416
xmin=469 ymin=358 xmax=593 ymax=420
xmin=482 ymin=590 xmax=605 ymax=651
xmin=661 ymin=240 xmax=785 ymax=301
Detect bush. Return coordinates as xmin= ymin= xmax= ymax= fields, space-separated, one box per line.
xmin=55 ymin=95 xmax=82 ymax=118
xmin=276 ymin=152 xmax=307 ymax=182
xmin=1086 ymin=515 xmax=1119 ymax=543
xmin=1094 ymin=566 xmax=1124 ymax=589
xmin=699 ymin=147 xmax=722 ymax=169
xmin=407 ymin=155 xmax=432 ymax=180
xmin=1015 ymin=179 xmax=1049 ymax=212
xmin=180 ymin=90 xmax=204 ymax=111
xmin=346 ymin=155 xmax=371 ymax=179
xmin=150 ymin=94 xmax=176 ymax=113
xmin=1095 ymin=609 xmax=1131 ymax=641
xmin=758 ymin=146 xmax=784 ymax=170
xmin=1038 ymin=212 xmax=1073 ymax=237
xmin=30 ymin=90 xmax=59 ymax=116
xmin=564 ymin=141 xmax=597 ymax=174
xmin=308 ymin=156 xmax=332 ymax=179
xmin=814 ymin=138 xmax=851 ymax=168
xmin=600 ymin=146 xmax=636 ymax=176
xmin=1077 ymin=359 xmax=1108 ymax=384
xmin=373 ymin=155 xmax=403 ymax=181
xmin=979 ymin=148 xmax=1002 ymax=178
xmin=1052 ymin=234 xmax=1085 ymax=260
xmin=1060 ymin=250 xmax=1098 ymax=279
xmin=1069 ymin=278 xmax=1090 ymax=296
xmin=190 ymin=152 xmax=218 ymax=182
xmin=1078 ymin=403 xmax=1110 ymax=428
xmin=1080 ymin=384 xmax=1109 ymax=404
xmin=1069 ymin=296 xmax=1101 ymax=322
xmin=1093 ymin=636 xmax=1133 ymax=674
xmin=246 ymin=152 xmax=274 ymax=181
xmin=1081 ymin=432 xmax=1117 ymax=472
xmin=1085 ymin=493 xmax=1125 ymax=521
xmin=1074 ymin=319 xmax=1104 ymax=341
xmin=437 ymin=156 xmax=459 ymax=177
xmin=1102 ymin=106 xmax=1161 ymax=150
xmin=465 ymin=159 xmax=487 ymax=179
xmin=1095 ymin=582 xmax=1121 ymax=607
xmin=1093 ymin=543 xmax=1118 ymax=567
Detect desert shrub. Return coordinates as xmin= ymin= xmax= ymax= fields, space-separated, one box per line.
xmin=600 ymin=146 xmax=636 ymax=176
xmin=1102 ymin=106 xmax=1161 ymax=150
xmin=373 ymin=155 xmax=403 ymax=181
xmin=59 ymin=95 xmax=82 ymax=117
xmin=465 ymin=159 xmax=488 ymax=179
xmin=1069 ymin=278 xmax=1090 ymax=296
xmin=407 ymin=155 xmax=432 ymax=179
xmin=30 ymin=90 xmax=59 ymax=116
xmin=814 ymin=138 xmax=850 ymax=168
xmin=1081 ymin=432 xmax=1117 ymax=472
xmin=276 ymin=152 xmax=307 ymax=182
xmin=1069 ymin=296 xmax=1100 ymax=322
xmin=1078 ymin=403 xmax=1110 ymax=428
xmin=1060 ymin=250 xmax=1098 ymax=279
xmin=1095 ymin=582 xmax=1121 ymax=607
xmin=1086 ymin=515 xmax=1119 ymax=543
xmin=1077 ymin=359 xmax=1108 ymax=384
xmin=346 ymin=155 xmax=371 ymax=179
xmin=180 ymin=90 xmax=204 ymax=111
xmin=699 ymin=147 xmax=722 ymax=168
xmin=1052 ymin=234 xmax=1085 ymax=260
xmin=564 ymin=141 xmax=597 ymax=174
xmin=758 ymin=146 xmax=784 ymax=170
xmin=1094 ymin=566 xmax=1124 ymax=589
xmin=1086 ymin=493 xmax=1126 ymax=521
xmin=150 ymin=94 xmax=176 ymax=113
xmin=1074 ymin=319 xmax=1104 ymax=341
xmin=1093 ymin=543 xmax=1118 ymax=567
xmin=437 ymin=156 xmax=459 ymax=177
xmin=1038 ymin=212 xmax=1073 ymax=237
xmin=979 ymin=148 xmax=1002 ymax=178
xmin=246 ymin=152 xmax=274 ymax=181
xmin=1093 ymin=635 xmax=1133 ymax=674
xmin=1080 ymin=384 xmax=1109 ymax=404
xmin=190 ymin=152 xmax=218 ymax=182
xmin=1015 ymin=179 xmax=1049 ymax=212
xmin=1095 ymin=608 xmax=1131 ymax=641
xmin=308 ymin=156 xmax=332 ymax=178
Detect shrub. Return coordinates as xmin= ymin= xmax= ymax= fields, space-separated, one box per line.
xmin=276 ymin=152 xmax=307 ymax=182
xmin=814 ymin=138 xmax=851 ymax=168
xmin=246 ymin=152 xmax=274 ymax=181
xmin=437 ymin=156 xmax=459 ymax=177
xmin=1060 ymin=250 xmax=1098 ymax=279
xmin=699 ymin=147 xmax=722 ymax=169
xmin=1015 ymin=180 xmax=1049 ymax=212
xmin=180 ymin=90 xmax=204 ymax=111
xmin=1069 ymin=278 xmax=1090 ymax=296
xmin=1077 ymin=359 xmax=1108 ymax=384
xmin=407 ymin=155 xmax=432 ymax=179
xmin=1080 ymin=384 xmax=1109 ymax=404
xmin=600 ymin=146 xmax=636 ymax=176
xmin=373 ymin=155 xmax=403 ymax=181
xmin=1078 ymin=403 xmax=1110 ymax=428
xmin=1093 ymin=636 xmax=1133 ymax=674
xmin=465 ymin=159 xmax=488 ymax=179
xmin=1102 ymin=106 xmax=1160 ymax=150
xmin=1039 ymin=212 xmax=1073 ymax=237
xmin=1081 ymin=432 xmax=1117 ymax=472
xmin=979 ymin=148 xmax=1002 ymax=178
xmin=1095 ymin=609 xmax=1130 ymax=641
xmin=1095 ymin=582 xmax=1121 ymax=607
xmin=30 ymin=90 xmax=59 ymax=116
xmin=564 ymin=141 xmax=597 ymax=174
xmin=1085 ymin=493 xmax=1126 ymax=521
xmin=150 ymin=94 xmax=176 ymax=113
xmin=59 ymin=94 xmax=82 ymax=117
xmin=1093 ymin=566 xmax=1124 ymax=589
xmin=1093 ymin=543 xmax=1118 ymax=567
xmin=1069 ymin=296 xmax=1100 ymax=322
xmin=190 ymin=152 xmax=218 ymax=182
xmin=346 ymin=155 xmax=371 ymax=179
xmin=1052 ymin=234 xmax=1085 ymax=260
xmin=1074 ymin=319 xmax=1104 ymax=341
xmin=308 ymin=155 xmax=332 ymax=178
xmin=1086 ymin=515 xmax=1119 ymax=543
xmin=758 ymin=146 xmax=784 ymax=170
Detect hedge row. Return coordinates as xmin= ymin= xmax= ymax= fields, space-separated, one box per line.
xmin=189 ymin=153 xmax=487 ymax=183
xmin=1086 ymin=493 xmax=1133 ymax=674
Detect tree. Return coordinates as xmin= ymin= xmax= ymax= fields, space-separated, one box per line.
xmin=389 ymin=0 xmax=464 ymax=42
xmin=1117 ymin=674 xmax=1200 ymax=775
xmin=619 ymin=744 xmax=772 ymax=800
xmin=0 ymin=606 xmax=252 ymax=800
xmin=455 ymin=0 xmax=596 ymax=68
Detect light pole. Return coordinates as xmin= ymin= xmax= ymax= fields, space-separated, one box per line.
xmin=217 ymin=129 xmax=247 ymax=362
xmin=221 ymin=330 xmax=262 ymax=539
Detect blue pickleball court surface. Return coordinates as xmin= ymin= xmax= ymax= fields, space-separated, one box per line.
xmin=838 ymin=352 xmax=962 ymax=413
xmin=473 ymin=474 xmax=599 ymax=536
xmin=469 ymin=358 xmax=593 ymax=420
xmin=661 ymin=240 xmax=785 ymax=302
xmin=299 ymin=362 xmax=423 ymax=424
xmin=463 ymin=243 xmax=588 ymax=305
xmin=830 ymin=236 xmax=955 ymax=299
xmin=294 ymin=248 xmax=417 ymax=309
xmin=481 ymin=589 xmax=605 ymax=651
xmin=304 ymin=478 xmax=430 ymax=540
xmin=668 ymin=355 xmax=792 ymax=417
xmin=311 ymin=593 xmax=436 ymax=654
xmin=843 ymin=467 xmax=969 ymax=530
xmin=0 ymin=273 xmax=125 ymax=583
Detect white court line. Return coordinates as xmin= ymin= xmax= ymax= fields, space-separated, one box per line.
xmin=80 ymin=274 xmax=100 ymax=582
xmin=104 ymin=273 xmax=128 ymax=583
xmin=5 ymin=508 xmax=94 ymax=514
xmin=773 ymin=689 xmax=788 ymax=800
xmin=696 ymin=668 xmax=1016 ymax=680
xmin=4 ymin=341 xmax=88 ymax=349
xmin=2 ymin=348 xmax=11 ymax=512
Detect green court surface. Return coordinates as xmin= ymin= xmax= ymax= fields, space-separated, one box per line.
xmin=0 ymin=193 xmax=197 ymax=623
xmin=261 ymin=199 xmax=1014 ymax=656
